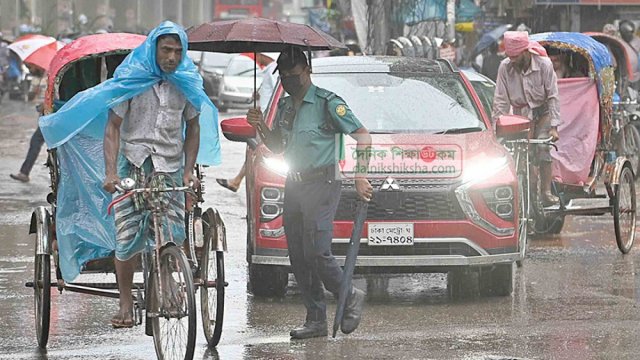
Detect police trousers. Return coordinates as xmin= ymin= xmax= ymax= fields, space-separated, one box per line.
xmin=283 ymin=176 xmax=343 ymax=322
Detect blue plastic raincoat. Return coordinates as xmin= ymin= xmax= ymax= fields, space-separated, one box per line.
xmin=39 ymin=21 xmax=222 ymax=281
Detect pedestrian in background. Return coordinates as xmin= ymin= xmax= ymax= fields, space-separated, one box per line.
xmin=217 ymin=53 xmax=277 ymax=193
xmin=481 ymin=42 xmax=503 ymax=82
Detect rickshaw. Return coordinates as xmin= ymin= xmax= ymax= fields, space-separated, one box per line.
xmin=586 ymin=32 xmax=640 ymax=178
xmin=26 ymin=33 xmax=227 ymax=357
xmin=499 ymin=32 xmax=636 ymax=258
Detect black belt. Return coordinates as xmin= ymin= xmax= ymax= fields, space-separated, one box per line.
xmin=287 ymin=165 xmax=335 ymax=183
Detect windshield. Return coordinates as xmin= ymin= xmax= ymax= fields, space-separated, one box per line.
xmin=469 ymin=79 xmax=495 ymax=119
xmin=224 ymin=56 xmax=256 ymax=77
xmin=311 ymin=72 xmax=486 ymax=133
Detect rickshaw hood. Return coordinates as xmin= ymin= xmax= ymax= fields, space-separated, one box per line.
xmin=44 ymin=33 xmax=146 ymax=113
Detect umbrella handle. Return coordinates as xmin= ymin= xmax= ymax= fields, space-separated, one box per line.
xmin=254 ymin=51 xmax=257 ymax=109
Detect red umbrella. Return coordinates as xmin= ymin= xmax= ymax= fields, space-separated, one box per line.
xmin=8 ymin=34 xmax=64 ymax=71
xmin=187 ymin=17 xmax=346 ymax=107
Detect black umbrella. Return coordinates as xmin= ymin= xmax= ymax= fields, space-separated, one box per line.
xmin=187 ymin=18 xmax=347 ymax=108
xmin=473 ymin=24 xmax=512 ymax=56
xmin=332 ymin=199 xmax=368 ymax=337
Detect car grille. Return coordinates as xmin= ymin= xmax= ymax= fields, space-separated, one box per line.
xmin=334 ymin=187 xmax=465 ymax=221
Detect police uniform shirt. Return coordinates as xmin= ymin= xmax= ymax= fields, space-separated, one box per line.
xmin=272 ymin=84 xmax=363 ymax=172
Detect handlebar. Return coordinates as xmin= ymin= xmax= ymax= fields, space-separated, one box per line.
xmin=107 ymin=181 xmax=195 ymax=215
xmin=504 ymin=136 xmax=558 ymax=150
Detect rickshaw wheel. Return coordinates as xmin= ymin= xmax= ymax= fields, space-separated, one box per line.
xmin=516 ymin=176 xmax=529 ymax=267
xmin=624 ymin=124 xmax=640 ymax=179
xmin=200 ymin=209 xmax=225 ymax=347
xmin=149 ymin=246 xmax=196 ymax=360
xmin=34 ymin=252 xmax=51 ymax=348
xmin=614 ymin=164 xmax=637 ymax=254
xmin=546 ymin=214 xmax=565 ymax=234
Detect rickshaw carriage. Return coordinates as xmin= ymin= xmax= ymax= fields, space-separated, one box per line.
xmin=26 ymin=33 xmax=227 ymax=355
xmin=502 ymin=32 xmax=636 ymax=254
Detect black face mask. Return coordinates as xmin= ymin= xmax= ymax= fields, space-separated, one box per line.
xmin=281 ymin=74 xmax=304 ymax=95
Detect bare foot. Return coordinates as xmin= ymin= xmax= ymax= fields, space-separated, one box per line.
xmin=111 ymin=306 xmax=134 ymax=328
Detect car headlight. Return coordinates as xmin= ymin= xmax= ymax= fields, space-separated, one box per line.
xmin=263 ymin=157 xmax=289 ymax=177
xmin=462 ymin=156 xmax=508 ymax=185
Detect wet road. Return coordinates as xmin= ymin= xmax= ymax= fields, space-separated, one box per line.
xmin=2 ymin=100 xmax=640 ymax=359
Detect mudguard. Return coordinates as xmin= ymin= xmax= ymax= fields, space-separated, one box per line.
xmin=29 ymin=206 xmax=52 ymax=256
xmin=203 ymin=208 xmax=227 ymax=252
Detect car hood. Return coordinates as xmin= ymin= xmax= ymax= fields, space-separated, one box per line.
xmin=341 ymin=130 xmax=511 ymax=182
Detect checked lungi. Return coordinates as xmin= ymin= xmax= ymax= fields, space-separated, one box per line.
xmin=113 ymin=156 xmax=186 ymax=261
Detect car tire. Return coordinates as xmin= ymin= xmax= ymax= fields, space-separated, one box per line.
xmin=248 ymin=263 xmax=288 ymax=298
xmin=447 ymin=268 xmax=479 ymax=299
xmin=479 ymin=264 xmax=513 ymax=297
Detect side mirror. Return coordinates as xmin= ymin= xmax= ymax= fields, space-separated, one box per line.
xmin=221 ymin=117 xmax=256 ymax=142
xmin=495 ymin=115 xmax=530 ymax=139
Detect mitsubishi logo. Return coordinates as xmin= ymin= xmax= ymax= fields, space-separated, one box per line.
xmin=380 ymin=177 xmax=400 ymax=191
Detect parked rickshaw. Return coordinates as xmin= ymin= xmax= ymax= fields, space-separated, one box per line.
xmin=586 ymin=32 xmax=640 ymax=178
xmin=499 ymin=32 xmax=636 ymax=257
xmin=26 ymin=33 xmax=226 ymax=358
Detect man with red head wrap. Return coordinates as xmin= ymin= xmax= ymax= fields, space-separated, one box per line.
xmin=492 ymin=31 xmax=561 ymax=206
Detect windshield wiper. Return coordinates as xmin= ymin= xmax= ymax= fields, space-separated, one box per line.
xmin=432 ymin=127 xmax=483 ymax=135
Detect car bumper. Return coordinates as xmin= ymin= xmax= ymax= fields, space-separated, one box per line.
xmin=251 ymin=236 xmax=522 ymax=268
xmin=253 ymin=252 xmax=520 ymax=266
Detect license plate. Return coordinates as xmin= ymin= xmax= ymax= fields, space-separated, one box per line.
xmin=367 ymin=223 xmax=414 ymax=246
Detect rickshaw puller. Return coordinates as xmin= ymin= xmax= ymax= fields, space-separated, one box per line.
xmin=103 ymin=32 xmax=200 ymax=329
xmin=492 ymin=31 xmax=562 ymax=206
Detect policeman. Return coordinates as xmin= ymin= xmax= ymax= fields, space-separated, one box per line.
xmin=247 ymin=46 xmax=373 ymax=339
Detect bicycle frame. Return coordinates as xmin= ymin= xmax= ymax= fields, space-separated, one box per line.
xmin=108 ymin=176 xmax=195 ymax=320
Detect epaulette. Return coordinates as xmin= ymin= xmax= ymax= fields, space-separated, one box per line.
xmin=315 ymin=87 xmax=337 ymax=102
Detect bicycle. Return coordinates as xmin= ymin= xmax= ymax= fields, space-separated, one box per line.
xmin=108 ymin=173 xmax=198 ymax=359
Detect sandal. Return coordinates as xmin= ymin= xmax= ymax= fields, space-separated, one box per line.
xmin=216 ymin=178 xmax=238 ymax=193
xmin=111 ymin=312 xmax=134 ymax=329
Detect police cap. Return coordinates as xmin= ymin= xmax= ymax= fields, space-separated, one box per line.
xmin=273 ymin=46 xmax=308 ymax=74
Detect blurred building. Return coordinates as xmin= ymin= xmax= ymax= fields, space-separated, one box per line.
xmin=482 ymin=0 xmax=640 ymax=33
xmin=0 ymin=0 xmax=215 ymax=37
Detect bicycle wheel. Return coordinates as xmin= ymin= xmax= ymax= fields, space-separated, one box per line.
xmin=149 ymin=246 xmax=196 ymax=360
xmin=614 ymin=164 xmax=637 ymax=254
xmin=200 ymin=250 xmax=224 ymax=347
xmin=34 ymin=253 xmax=50 ymax=348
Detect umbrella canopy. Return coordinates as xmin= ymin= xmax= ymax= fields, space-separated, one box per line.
xmin=188 ymin=17 xmax=346 ymax=108
xmin=473 ymin=24 xmax=512 ymax=56
xmin=187 ymin=17 xmax=347 ymax=53
xmin=8 ymin=34 xmax=64 ymax=71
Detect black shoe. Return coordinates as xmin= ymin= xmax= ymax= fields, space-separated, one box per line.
xmin=289 ymin=320 xmax=328 ymax=339
xmin=10 ymin=173 xmax=29 ymax=183
xmin=341 ymin=288 xmax=365 ymax=334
